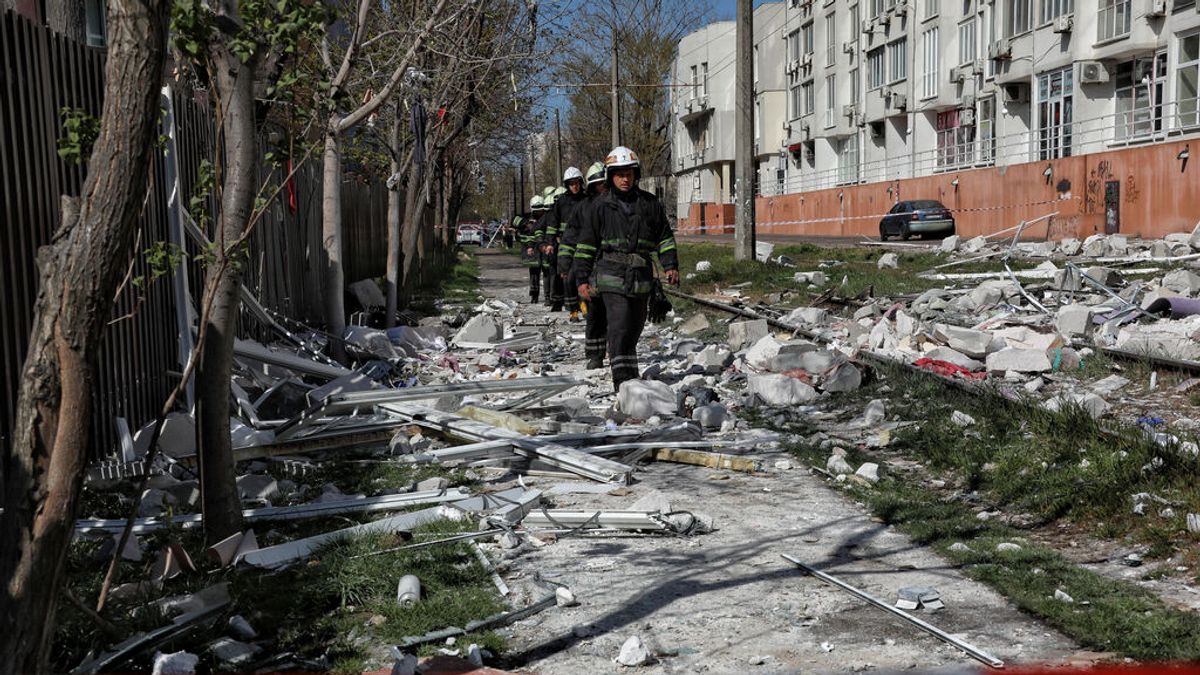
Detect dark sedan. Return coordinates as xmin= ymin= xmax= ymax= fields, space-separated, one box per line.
xmin=879 ymin=200 xmax=955 ymax=240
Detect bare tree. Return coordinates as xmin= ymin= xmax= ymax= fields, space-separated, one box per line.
xmin=0 ymin=0 xmax=169 ymax=670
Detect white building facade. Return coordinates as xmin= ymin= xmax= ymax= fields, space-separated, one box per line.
xmin=671 ymin=0 xmax=1200 ymax=219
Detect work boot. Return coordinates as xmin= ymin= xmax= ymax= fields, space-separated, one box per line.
xmin=550 ymin=303 xmax=562 ymax=312
xmin=586 ymin=356 xmax=604 ymax=370
xmin=530 ymin=292 xmax=539 ymax=303
xmin=568 ymin=311 xmax=581 ymax=322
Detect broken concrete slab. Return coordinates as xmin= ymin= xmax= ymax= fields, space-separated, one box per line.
xmin=821 ymin=362 xmax=862 ymax=393
xmin=1091 ymin=374 xmax=1130 ymax=396
xmin=151 ymin=650 xmax=199 ymax=675
xmin=933 ymin=324 xmax=996 ymax=359
xmin=1162 ymin=269 xmax=1200 ymax=295
xmin=236 ymin=474 xmax=279 ymax=502
xmin=986 ymin=348 xmax=1051 ymax=373
xmin=877 ymin=253 xmax=899 ymax=270
xmin=1082 ymin=234 xmax=1109 ymax=257
xmin=689 ymin=345 xmax=734 ymax=374
xmin=924 ymin=347 xmax=983 ymax=372
xmin=784 ymin=306 xmax=829 ymax=325
xmin=453 ymin=315 xmax=502 ymax=345
xmin=691 ymin=403 xmax=728 ymax=429
xmin=854 ymin=462 xmax=881 ymax=483
xmin=745 ymin=335 xmax=783 ymax=371
xmin=617 ymin=380 xmax=677 ymax=419
xmin=747 ymin=374 xmax=817 ymax=406
xmin=1055 ymin=304 xmax=1094 ymax=337
xmin=678 ymin=313 xmax=711 ymax=335
xmin=940 ymin=235 xmax=960 ymax=253
xmin=209 ymin=637 xmax=261 ymax=669
xmin=728 ymin=319 xmax=769 ymax=350
xmin=1044 ymin=392 xmax=1108 ymax=419
xmin=615 ymin=635 xmax=652 ymax=667
xmin=826 ymin=454 xmax=854 ymax=475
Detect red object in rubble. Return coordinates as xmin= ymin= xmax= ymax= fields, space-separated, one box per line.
xmin=912 ymin=357 xmax=987 ymax=380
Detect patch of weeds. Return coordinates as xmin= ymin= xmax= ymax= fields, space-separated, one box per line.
xmin=229 ymin=519 xmax=507 ymax=667
xmin=409 ymin=250 xmax=482 ymax=313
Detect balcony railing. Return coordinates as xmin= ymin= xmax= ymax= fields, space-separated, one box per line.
xmin=753 ymin=99 xmax=1200 ymax=197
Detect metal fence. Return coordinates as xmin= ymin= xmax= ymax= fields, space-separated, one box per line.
xmin=0 ymin=9 xmax=390 ymax=457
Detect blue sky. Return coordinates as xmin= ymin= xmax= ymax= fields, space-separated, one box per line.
xmin=711 ymin=0 xmax=775 ymax=21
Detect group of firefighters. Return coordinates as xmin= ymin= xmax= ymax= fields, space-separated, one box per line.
xmin=508 ymin=146 xmax=680 ymax=390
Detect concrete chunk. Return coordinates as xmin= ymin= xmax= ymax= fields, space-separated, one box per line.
xmin=678 ymin=313 xmax=711 ymax=335
xmin=877 ymin=252 xmax=899 ymax=269
xmin=453 ymin=314 xmax=502 ymax=345
xmin=615 ymin=635 xmax=652 ymax=666
xmin=924 ymin=346 xmax=983 ymax=371
xmin=209 ymin=638 xmax=261 ymax=668
xmin=748 ymin=374 xmax=818 ymax=406
xmin=934 ymin=324 xmax=995 ymax=358
xmin=1055 ymin=304 xmax=1094 ymax=337
xmin=745 ymin=335 xmax=783 ymax=370
xmin=616 ymin=380 xmax=677 ymax=419
xmin=728 ymin=319 xmax=769 ymax=350
xmin=784 ymin=306 xmax=828 ymax=325
xmin=986 ymin=348 xmax=1051 ymax=373
xmin=1162 ymin=269 xmax=1200 ymax=295
xmin=940 ymin=235 xmax=960 ymax=252
xmin=152 ymin=651 xmax=199 ymax=675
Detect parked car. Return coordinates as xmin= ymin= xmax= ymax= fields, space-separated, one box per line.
xmin=879 ymin=199 xmax=955 ymax=241
xmin=456 ymin=224 xmax=483 ymax=246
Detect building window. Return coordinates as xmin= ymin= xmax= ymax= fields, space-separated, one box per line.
xmin=690 ymin=65 xmax=698 ymax=100
xmin=802 ymin=81 xmax=815 ymax=116
xmin=850 ymin=4 xmax=860 ymax=39
xmin=776 ymin=154 xmax=787 ymax=194
xmin=838 ymin=134 xmax=860 ymax=185
xmin=870 ymin=0 xmax=885 ymax=18
xmin=1097 ymin=0 xmax=1130 ymax=42
xmin=825 ymin=75 xmax=837 ymax=127
xmin=850 ymin=67 xmax=860 ymax=103
xmin=887 ymin=38 xmax=907 ymax=83
xmin=978 ymin=97 xmax=995 ymax=163
xmin=755 ymin=99 xmax=763 ymax=140
xmin=867 ymin=47 xmax=886 ymax=89
xmin=754 ymin=45 xmax=760 ymax=84
xmin=826 ymin=13 xmax=837 ymax=67
xmin=921 ymin=28 xmax=939 ymax=99
xmin=924 ymin=0 xmax=939 ymax=19
xmin=1115 ymin=54 xmax=1166 ymax=141
xmin=1005 ymin=0 xmax=1031 ymax=36
xmin=791 ymin=82 xmax=805 ymax=120
xmin=1040 ymin=0 xmax=1073 ymax=23
xmin=84 ymin=0 xmax=107 ymax=47
xmin=701 ymin=62 xmax=709 ymax=97
xmin=936 ymin=109 xmax=975 ymax=168
xmin=1176 ymin=32 xmax=1199 ymax=128
xmin=788 ymin=30 xmax=801 ymax=62
xmin=958 ymin=19 xmax=976 ymax=65
xmin=1037 ymin=66 xmax=1073 ymax=159
xmin=802 ymin=22 xmax=815 ymax=56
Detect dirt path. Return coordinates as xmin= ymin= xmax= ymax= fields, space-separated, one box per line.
xmin=470 ymin=249 xmax=1080 ymax=673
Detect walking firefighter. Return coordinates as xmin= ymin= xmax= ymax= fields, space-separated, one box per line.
xmin=545 ymin=166 xmax=588 ymax=318
xmin=574 ymin=146 xmax=680 ymax=389
xmin=536 ymin=185 xmax=565 ymax=309
xmin=560 ymin=161 xmax=609 ymax=367
xmin=519 ymin=194 xmax=547 ymax=303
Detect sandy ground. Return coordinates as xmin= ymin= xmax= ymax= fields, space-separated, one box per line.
xmin=469 ymin=249 xmax=1081 ymax=674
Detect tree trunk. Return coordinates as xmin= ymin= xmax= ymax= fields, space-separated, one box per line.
xmin=0 ymin=1 xmax=168 ymax=671
xmin=194 ymin=44 xmax=254 ymax=546
xmin=385 ymin=113 xmax=402 ymax=328
xmin=399 ymin=160 xmax=424 ymax=302
xmin=321 ymin=128 xmax=347 ymax=363
xmin=46 ymin=1 xmax=87 ymax=43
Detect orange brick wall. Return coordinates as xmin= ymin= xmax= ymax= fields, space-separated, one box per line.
xmin=678 ymin=138 xmax=1198 ymax=241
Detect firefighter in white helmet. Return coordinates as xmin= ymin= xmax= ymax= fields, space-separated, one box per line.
xmin=519 ymin=195 xmax=548 ymax=303
xmin=542 ymin=166 xmax=587 ymax=315
xmin=574 ymin=147 xmax=680 ymax=389
xmin=559 ymin=162 xmax=609 ymax=366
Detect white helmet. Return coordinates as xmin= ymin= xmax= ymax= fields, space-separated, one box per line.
xmin=604 ymin=146 xmax=640 ymax=182
xmin=562 ymin=166 xmax=584 ymax=184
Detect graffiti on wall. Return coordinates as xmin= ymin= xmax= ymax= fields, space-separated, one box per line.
xmin=1125 ymin=173 xmax=1141 ymax=204
xmin=1085 ymin=160 xmax=1114 ymax=214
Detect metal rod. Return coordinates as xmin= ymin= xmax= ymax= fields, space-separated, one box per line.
xmin=780 ymin=554 xmax=1005 ymax=669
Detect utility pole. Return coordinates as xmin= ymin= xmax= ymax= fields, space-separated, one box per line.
xmin=519 ymin=163 xmax=525 ymax=212
xmin=610 ymin=6 xmax=621 ymax=149
xmin=733 ymin=0 xmax=756 ymax=261
xmin=555 ymin=108 xmax=563 ymax=180
xmin=511 ymin=168 xmax=517 ymax=221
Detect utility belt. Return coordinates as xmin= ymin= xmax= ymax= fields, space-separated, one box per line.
xmin=595 ymin=250 xmax=654 ymax=296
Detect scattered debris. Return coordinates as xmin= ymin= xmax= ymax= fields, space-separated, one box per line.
xmin=615 ymin=635 xmax=653 ymax=667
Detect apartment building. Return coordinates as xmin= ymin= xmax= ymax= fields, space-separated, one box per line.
xmin=671 ymin=0 xmax=1200 ymax=235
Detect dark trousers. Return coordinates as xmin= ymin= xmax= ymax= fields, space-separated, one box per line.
xmin=564 ymin=268 xmax=581 ymax=313
xmin=583 ymin=291 xmax=607 ymax=364
xmin=548 ymin=271 xmax=565 ymax=310
xmin=527 ymin=266 xmax=541 ymax=302
xmin=602 ymin=292 xmax=648 ymax=390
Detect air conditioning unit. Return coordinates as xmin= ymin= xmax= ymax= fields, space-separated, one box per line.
xmin=801 ymin=53 xmax=813 ymax=67
xmin=1003 ymin=82 xmax=1030 ymax=104
xmin=1134 ymin=58 xmax=1155 ymax=82
xmin=881 ymin=86 xmax=893 ymax=98
xmin=989 ymin=38 xmax=1012 ymax=60
xmin=843 ymin=103 xmax=858 ymax=117
xmin=843 ymin=41 xmax=856 ymax=55
xmin=1078 ymin=60 xmax=1110 ymax=84
xmin=1052 ymin=15 xmax=1072 ymax=33
xmin=890 ymin=93 xmax=908 ymax=110
xmin=799 ymin=120 xmax=811 ymax=138
xmin=894 ymin=2 xmax=907 ymax=17
xmin=960 ymin=108 xmax=976 ymax=126
xmin=950 ymin=66 xmax=967 ymax=83
xmin=1147 ymin=0 xmax=1167 ymax=17
xmin=861 ymin=19 xmax=875 ymax=34
xmin=786 ymin=60 xmax=800 ymax=74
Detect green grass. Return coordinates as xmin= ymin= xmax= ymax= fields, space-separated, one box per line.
xmin=755 ymin=363 xmax=1200 ymax=661
xmin=676 ymin=241 xmax=1035 ymax=302
xmin=409 ymin=249 xmax=483 ymax=312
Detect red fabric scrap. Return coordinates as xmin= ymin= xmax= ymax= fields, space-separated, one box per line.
xmin=913 ymin=357 xmax=986 ymax=380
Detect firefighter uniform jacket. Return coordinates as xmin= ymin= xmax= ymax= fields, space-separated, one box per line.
xmin=550 ymin=191 xmax=589 ymax=276
xmin=516 ymin=212 xmax=541 ymax=266
xmin=559 ymin=193 xmax=598 ymax=277
xmin=573 ymin=188 xmax=679 ymax=297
